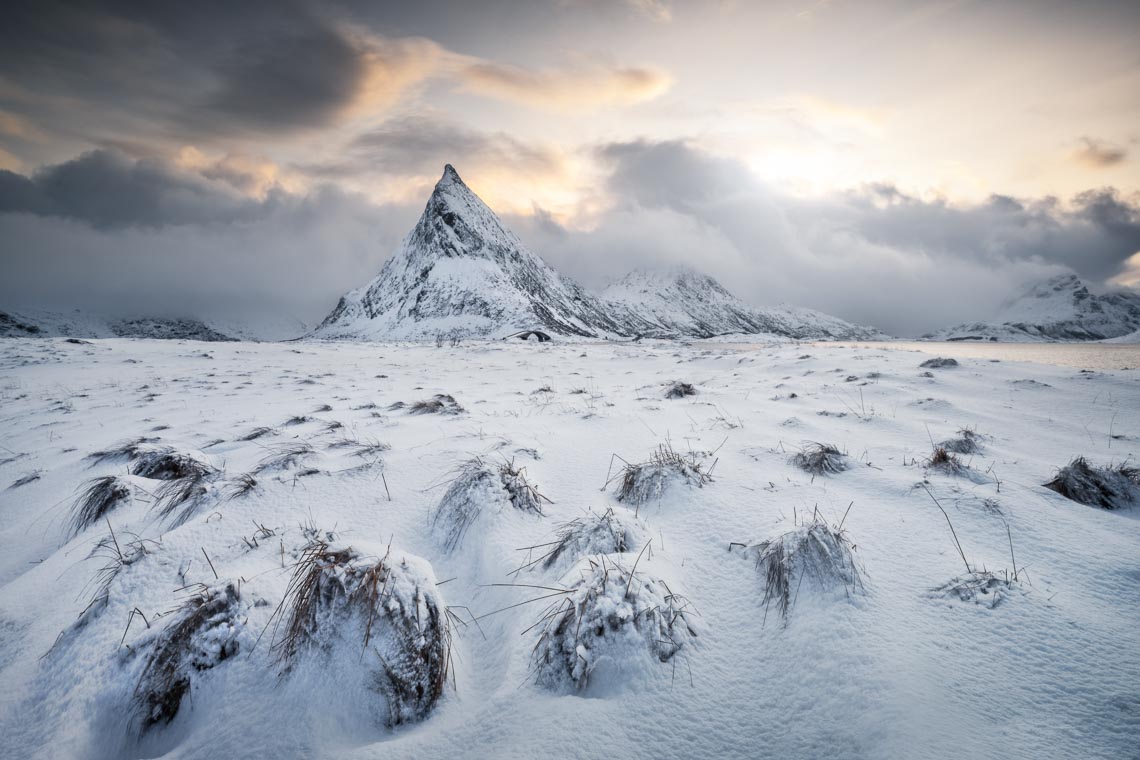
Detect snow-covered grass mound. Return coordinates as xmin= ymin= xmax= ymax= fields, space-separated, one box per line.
xmin=1044 ymin=457 xmax=1139 ymax=510
xmin=519 ymin=508 xmax=646 ymax=575
xmin=740 ymin=513 xmax=862 ymax=624
xmin=789 ymin=442 xmax=848 ymax=476
xmin=269 ymin=539 xmax=451 ymax=728
xmin=609 ymin=444 xmax=711 ymax=510
xmin=432 ymin=458 xmax=547 ymax=551
xmin=530 ymin=554 xmax=697 ymax=692
xmin=134 ymin=582 xmax=248 ymax=733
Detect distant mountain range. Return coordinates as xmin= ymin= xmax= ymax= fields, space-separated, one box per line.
xmin=922 ymin=273 xmax=1140 ymax=342
xmin=6 ymin=166 xmax=1137 ymax=345
xmin=314 ymin=165 xmax=881 ymax=341
xmin=0 ymin=308 xmax=237 ymax=341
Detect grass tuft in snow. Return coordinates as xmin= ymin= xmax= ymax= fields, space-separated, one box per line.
xmin=131 ymin=447 xmax=216 ymax=482
xmin=68 ymin=476 xmax=132 ymax=537
xmin=664 ymin=381 xmax=697 ymax=399
xmin=529 ymin=553 xmax=697 ymax=691
xmin=9 ymin=469 xmax=43 ymax=489
xmin=517 ymin=508 xmax=643 ymax=575
xmin=925 ymin=446 xmax=968 ymax=476
xmin=738 ymin=510 xmax=862 ymax=625
xmin=255 ymin=442 xmax=315 ymax=474
xmin=224 ymin=473 xmax=258 ymax=500
xmin=268 ymin=540 xmax=451 ymax=727
xmin=85 ymin=437 xmax=158 ymax=466
xmin=938 ymin=427 xmax=984 ymax=455
xmin=919 ymin=357 xmax=959 ymax=369
xmin=1043 ymin=457 xmax=1139 ymax=511
xmin=609 ymin=444 xmax=711 ymax=511
xmin=240 ymin=426 xmax=276 ymax=441
xmin=789 ymin=442 xmax=848 ymax=476
xmin=134 ymin=583 xmax=246 ymax=733
xmin=433 ymin=458 xmax=547 ymax=551
xmin=407 ymin=394 xmax=464 ymax=415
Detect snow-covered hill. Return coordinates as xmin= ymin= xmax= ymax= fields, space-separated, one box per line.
xmin=314 ymin=165 xmax=636 ymax=340
xmin=0 ymin=307 xmax=239 ymax=342
xmin=926 ymin=274 xmax=1140 ymax=342
xmin=602 ymin=267 xmax=883 ymax=340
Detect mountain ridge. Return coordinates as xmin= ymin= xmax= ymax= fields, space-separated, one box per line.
xmin=924 ymin=273 xmax=1140 ymax=342
xmin=315 ymin=165 xmax=879 ymax=342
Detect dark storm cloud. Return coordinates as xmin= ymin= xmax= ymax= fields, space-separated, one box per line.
xmin=0 ymin=1 xmax=423 ymax=144
xmin=0 ymin=150 xmax=264 ymax=228
xmin=0 ymin=153 xmax=422 ymax=324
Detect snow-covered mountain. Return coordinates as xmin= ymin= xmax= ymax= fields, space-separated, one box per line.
xmin=315 ymin=165 xmax=880 ymax=342
xmin=314 ymin=165 xmax=634 ymax=340
xmin=925 ymin=274 xmax=1140 ymax=342
xmin=0 ymin=307 xmax=238 ymax=342
xmin=602 ymin=267 xmax=883 ymax=340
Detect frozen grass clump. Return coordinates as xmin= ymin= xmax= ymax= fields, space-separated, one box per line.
xmin=919 ymin=357 xmax=959 ymax=369
xmin=240 ymin=426 xmax=276 ymax=441
xmin=85 ymin=437 xmax=158 ymax=466
xmin=939 ymin=428 xmax=983 ymax=454
xmin=740 ymin=514 xmax=862 ymax=624
xmin=1043 ymin=457 xmax=1139 ymax=511
xmin=499 ymin=459 xmax=549 ymax=515
xmin=131 ymin=447 xmax=217 ymax=482
xmin=789 ymin=442 xmax=848 ymax=476
xmin=664 ymin=381 xmax=697 ymax=399
xmin=9 ymin=470 xmax=42 ymax=489
xmin=407 ymin=394 xmax=464 ymax=415
xmin=925 ymin=446 xmax=967 ymax=476
xmin=68 ymin=476 xmax=132 ymax=537
xmin=255 ymin=442 xmax=316 ymax=474
xmin=134 ymin=583 xmax=247 ymax=733
xmin=521 ymin=508 xmax=645 ymax=575
xmin=269 ymin=540 xmax=451 ymax=727
xmin=432 ymin=458 xmax=547 ymax=551
xmin=530 ymin=555 xmax=696 ymax=692
xmin=610 ymin=444 xmax=711 ymax=510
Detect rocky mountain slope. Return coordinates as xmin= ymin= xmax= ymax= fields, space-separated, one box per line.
xmin=314 ymin=165 xmax=636 ymax=340
xmin=925 ymin=274 xmax=1140 ymax=342
xmin=602 ymin=267 xmax=883 ymax=340
xmin=315 ymin=165 xmax=879 ymax=341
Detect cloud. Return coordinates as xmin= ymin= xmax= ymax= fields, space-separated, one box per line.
xmin=333 ymin=116 xmax=565 ymax=178
xmin=0 ymin=149 xmax=267 ymax=228
xmin=508 ymin=140 xmax=1140 ymax=335
xmin=0 ymin=150 xmax=420 ymax=323
xmin=1072 ymin=137 xmax=1127 ymax=168
xmin=459 ymin=61 xmax=672 ymax=111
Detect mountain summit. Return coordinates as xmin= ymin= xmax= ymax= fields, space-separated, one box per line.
xmin=315 ymin=165 xmax=878 ymax=341
xmin=925 ymin=273 xmax=1140 ymax=342
xmin=314 ymin=165 xmax=629 ymax=339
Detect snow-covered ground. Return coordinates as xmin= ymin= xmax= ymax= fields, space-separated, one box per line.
xmin=1 ymin=336 xmax=1138 ymax=760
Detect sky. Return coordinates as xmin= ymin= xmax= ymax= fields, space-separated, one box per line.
xmin=1 ymin=0 xmax=1139 ymax=335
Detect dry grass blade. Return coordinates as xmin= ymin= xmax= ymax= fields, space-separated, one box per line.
xmin=68 ymin=476 xmax=131 ymax=537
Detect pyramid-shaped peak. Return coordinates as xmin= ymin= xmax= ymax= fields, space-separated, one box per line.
xmin=439 ymin=163 xmax=463 ymax=186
